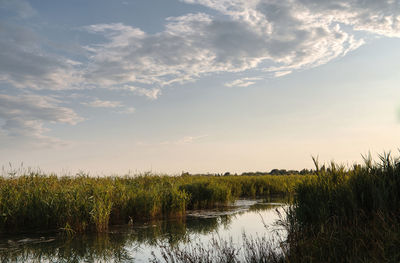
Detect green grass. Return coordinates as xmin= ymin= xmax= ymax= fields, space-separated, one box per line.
xmin=152 ymin=153 xmax=400 ymax=262
xmin=4 ymin=153 xmax=400 ymax=261
xmin=0 ymin=173 xmax=305 ymax=233
xmin=284 ymin=153 xmax=400 ymax=262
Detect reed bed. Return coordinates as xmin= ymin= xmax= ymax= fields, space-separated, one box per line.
xmin=152 ymin=153 xmax=400 ymax=262
xmin=284 ymin=153 xmax=400 ymax=262
xmin=0 ymin=173 xmax=304 ymax=233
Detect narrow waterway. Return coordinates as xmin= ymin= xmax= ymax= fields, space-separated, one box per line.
xmin=0 ymin=198 xmax=287 ymax=262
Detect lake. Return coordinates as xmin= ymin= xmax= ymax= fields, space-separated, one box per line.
xmin=0 ymin=198 xmax=287 ymax=262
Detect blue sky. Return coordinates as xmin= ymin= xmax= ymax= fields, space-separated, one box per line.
xmin=1 ymin=0 xmax=400 ymax=174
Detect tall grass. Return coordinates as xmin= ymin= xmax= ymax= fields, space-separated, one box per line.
xmin=284 ymin=153 xmax=400 ymax=262
xmin=7 ymin=152 xmax=399 ymax=261
xmin=0 ymin=173 xmax=304 ymax=233
xmin=151 ymin=153 xmax=400 ymax=262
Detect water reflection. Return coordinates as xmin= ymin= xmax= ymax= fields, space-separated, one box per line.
xmin=0 ymin=198 xmax=286 ymax=262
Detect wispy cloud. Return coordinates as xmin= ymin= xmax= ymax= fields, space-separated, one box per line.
xmin=161 ymin=135 xmax=209 ymax=145
xmin=0 ymin=93 xmax=83 ymax=146
xmin=84 ymin=0 xmax=400 ymax=90
xmin=2 ymin=0 xmax=400 ymax=94
xmin=2 ymin=0 xmax=400 ymax=93
xmin=0 ymin=22 xmax=81 ymax=91
xmin=1 ymin=0 xmax=400 ymax=146
xmin=82 ymin=99 xmax=123 ymax=108
xmin=0 ymin=0 xmax=36 ymax=18
xmin=83 ymin=0 xmax=394 ymax=88
xmin=117 ymin=107 xmax=136 ymax=114
xmin=82 ymin=98 xmax=135 ymax=114
xmin=274 ymin=71 xmax=292 ymax=77
xmin=225 ymin=77 xmax=262 ymax=88
xmin=124 ymin=86 xmax=161 ymax=100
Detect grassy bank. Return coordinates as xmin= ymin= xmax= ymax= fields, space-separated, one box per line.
xmin=0 ymin=173 xmax=305 ymax=234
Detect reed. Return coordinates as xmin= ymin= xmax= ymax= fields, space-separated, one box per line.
xmin=284 ymin=153 xmax=400 ymax=262
xmin=0 ymin=172 xmax=304 ymax=233
xmin=152 ymin=153 xmax=400 ymax=262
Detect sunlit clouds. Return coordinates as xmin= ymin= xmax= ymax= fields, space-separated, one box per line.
xmin=1 ymin=0 xmax=400 ymax=173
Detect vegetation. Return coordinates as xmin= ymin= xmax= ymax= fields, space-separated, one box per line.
xmin=284 ymin=153 xmax=400 ymax=262
xmin=5 ymin=152 xmax=399 ymax=262
xmin=0 ymin=201 xmax=283 ymax=262
xmin=0 ymin=172 xmax=304 ymax=233
xmin=154 ymin=153 xmax=400 ymax=262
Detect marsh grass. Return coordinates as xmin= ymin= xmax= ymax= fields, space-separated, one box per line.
xmin=283 ymin=152 xmax=400 ymax=262
xmin=151 ymin=153 xmax=400 ymax=262
xmin=0 ymin=173 xmax=304 ymax=234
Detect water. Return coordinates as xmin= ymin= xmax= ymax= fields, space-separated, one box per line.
xmin=0 ymin=199 xmax=286 ymax=262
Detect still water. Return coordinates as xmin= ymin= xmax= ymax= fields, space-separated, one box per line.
xmin=0 ymin=199 xmax=286 ymax=262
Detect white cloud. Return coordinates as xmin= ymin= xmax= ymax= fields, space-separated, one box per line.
xmin=0 ymin=93 xmax=83 ymax=145
xmin=0 ymin=22 xmax=81 ymax=90
xmin=1 ymin=0 xmax=400 ymax=146
xmin=124 ymin=86 xmax=161 ymax=100
xmin=82 ymin=98 xmax=136 ymax=114
xmin=181 ymin=0 xmax=400 ymax=38
xmin=1 ymin=0 xmax=399 ymax=95
xmin=83 ymin=99 xmax=123 ymax=108
xmin=295 ymin=0 xmax=400 ymax=37
xmin=225 ymin=77 xmax=262 ymax=87
xmin=2 ymin=0 xmax=400 ymax=94
xmin=84 ymin=0 xmax=400 ymax=88
xmin=274 ymin=71 xmax=292 ymax=77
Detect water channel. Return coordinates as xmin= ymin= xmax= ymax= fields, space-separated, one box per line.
xmin=0 ymin=198 xmax=287 ymax=262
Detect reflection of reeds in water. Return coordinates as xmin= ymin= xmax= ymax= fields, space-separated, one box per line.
xmin=0 ymin=200 xmax=280 ymax=262
xmin=0 ymin=234 xmax=136 ymax=262
xmin=152 ymin=234 xmax=285 ymax=263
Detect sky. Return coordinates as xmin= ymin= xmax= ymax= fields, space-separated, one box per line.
xmin=0 ymin=0 xmax=400 ymax=175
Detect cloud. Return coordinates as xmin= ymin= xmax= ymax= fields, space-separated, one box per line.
xmin=181 ymin=0 xmax=400 ymax=37
xmin=1 ymin=0 xmax=399 ymax=94
xmin=123 ymin=86 xmax=161 ymax=100
xmin=274 ymin=71 xmax=292 ymax=77
xmin=1 ymin=0 xmax=400 ymax=146
xmin=0 ymin=0 xmax=36 ymax=19
xmin=85 ymin=0 xmax=394 ymax=87
xmin=82 ymin=99 xmax=136 ymax=114
xmin=117 ymin=107 xmax=136 ymax=114
xmin=83 ymin=99 xmax=123 ymax=108
xmin=161 ymin=135 xmax=209 ymax=145
xmin=0 ymin=93 xmax=83 ymax=146
xmin=225 ymin=77 xmax=262 ymax=87
xmin=0 ymin=22 xmax=81 ymax=90
xmin=295 ymin=0 xmax=400 ymax=37
xmin=2 ymin=0 xmax=400 ymax=94
xmin=82 ymin=98 xmax=136 ymax=114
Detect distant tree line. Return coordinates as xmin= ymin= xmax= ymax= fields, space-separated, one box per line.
xmin=241 ymin=168 xmax=315 ymax=176
xmin=182 ymin=168 xmax=315 ymax=177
